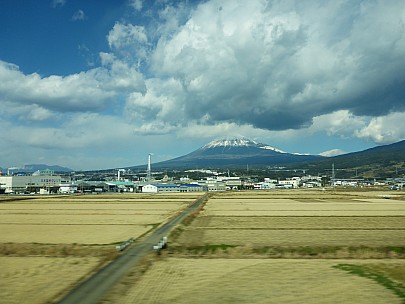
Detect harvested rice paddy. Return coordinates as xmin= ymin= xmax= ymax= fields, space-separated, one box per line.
xmin=114 ymin=258 xmax=404 ymax=304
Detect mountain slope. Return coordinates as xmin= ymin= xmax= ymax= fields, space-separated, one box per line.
xmin=303 ymin=140 xmax=405 ymax=167
xmin=149 ymin=138 xmax=323 ymax=169
xmin=295 ymin=140 xmax=405 ymax=178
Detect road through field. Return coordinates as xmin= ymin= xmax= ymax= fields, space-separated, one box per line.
xmin=57 ymin=193 xmax=208 ymax=304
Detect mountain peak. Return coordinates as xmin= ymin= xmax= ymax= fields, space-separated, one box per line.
xmin=202 ymin=137 xmax=258 ymax=149
xmin=201 ymin=137 xmax=287 ymax=153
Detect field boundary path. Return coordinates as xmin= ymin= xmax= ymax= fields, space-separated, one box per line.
xmin=57 ymin=193 xmax=209 ymax=304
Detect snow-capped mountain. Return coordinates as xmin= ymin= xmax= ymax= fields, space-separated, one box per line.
xmin=148 ymin=137 xmax=323 ymax=169
xmin=201 ymin=138 xmax=287 ymax=154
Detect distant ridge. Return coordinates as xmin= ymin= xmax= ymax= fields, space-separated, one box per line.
xmin=0 ymin=164 xmax=73 ymax=173
xmin=300 ymin=139 xmax=405 ymax=169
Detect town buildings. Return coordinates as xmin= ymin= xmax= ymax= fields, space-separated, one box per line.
xmin=0 ymin=167 xmax=401 ymax=195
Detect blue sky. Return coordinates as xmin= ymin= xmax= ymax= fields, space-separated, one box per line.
xmin=0 ymin=0 xmax=404 ymax=170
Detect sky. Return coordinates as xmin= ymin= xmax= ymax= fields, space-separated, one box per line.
xmin=0 ymin=0 xmax=404 ymax=171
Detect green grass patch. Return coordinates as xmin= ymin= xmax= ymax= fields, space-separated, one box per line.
xmin=386 ymin=246 xmax=405 ymax=254
xmin=186 ymin=244 xmax=238 ymax=254
xmin=333 ymin=263 xmax=405 ymax=303
xmin=252 ymin=246 xmax=343 ymax=256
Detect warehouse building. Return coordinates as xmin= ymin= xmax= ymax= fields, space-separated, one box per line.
xmin=0 ymin=170 xmax=67 ymax=194
xmin=142 ymin=184 xmax=180 ymax=193
xmin=179 ymin=183 xmax=204 ymax=192
xmin=141 ymin=183 xmax=204 ymax=193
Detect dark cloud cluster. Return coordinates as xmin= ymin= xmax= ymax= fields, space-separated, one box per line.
xmin=129 ymin=0 xmax=405 ymax=133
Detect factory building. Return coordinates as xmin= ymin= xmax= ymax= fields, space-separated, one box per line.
xmin=198 ymin=180 xmax=226 ymax=192
xmin=0 ymin=170 xmax=67 ymax=194
xmin=179 ymin=183 xmax=204 ymax=192
xmin=141 ymin=183 xmax=204 ymax=193
xmin=142 ymin=184 xmax=180 ymax=193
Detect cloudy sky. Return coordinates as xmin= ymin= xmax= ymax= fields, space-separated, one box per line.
xmin=0 ymin=0 xmax=404 ymax=170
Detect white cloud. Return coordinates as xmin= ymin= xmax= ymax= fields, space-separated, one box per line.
xmin=0 ymin=101 xmax=55 ymax=122
xmin=129 ymin=0 xmax=143 ymax=11
xmin=98 ymin=53 xmax=145 ymax=92
xmin=51 ymin=0 xmax=66 ymax=8
xmin=0 ymin=59 xmax=144 ymax=117
xmin=108 ymin=23 xmax=148 ymax=49
xmin=319 ymin=149 xmax=346 ymax=157
xmin=0 ymin=61 xmax=112 ymax=112
xmin=0 ymin=114 xmax=144 ymax=170
xmin=0 ymin=113 xmax=135 ymax=150
xmin=125 ymin=77 xmax=185 ymax=128
xmin=72 ymin=9 xmax=86 ymax=21
xmin=311 ymin=110 xmax=367 ymax=138
xmin=355 ymin=112 xmax=405 ymax=144
xmin=304 ymin=111 xmax=405 ymax=145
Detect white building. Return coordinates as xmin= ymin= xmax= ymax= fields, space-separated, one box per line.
xmin=59 ymin=182 xmax=78 ymax=194
xmin=260 ymin=182 xmax=276 ymax=190
xmin=0 ymin=172 xmax=66 ymax=194
xmin=141 ymin=183 xmax=204 ymax=193
xmin=141 ymin=184 xmax=158 ymax=193
xmin=142 ymin=184 xmax=180 ymax=193
xmin=277 ymin=179 xmax=299 ymax=188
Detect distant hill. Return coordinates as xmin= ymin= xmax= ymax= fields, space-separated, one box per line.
xmin=296 ymin=140 xmax=405 ymax=178
xmin=1 ymin=164 xmax=73 ymax=174
xmin=138 ymin=137 xmax=324 ymax=169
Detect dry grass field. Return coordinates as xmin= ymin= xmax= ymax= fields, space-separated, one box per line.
xmin=0 ymin=194 xmax=197 ymax=244
xmin=0 ymin=256 xmax=100 ymax=304
xmin=104 ymin=189 xmax=405 ymax=304
xmin=177 ymin=190 xmax=405 ymax=248
xmin=0 ymin=193 xmax=202 ymax=304
xmin=109 ymin=258 xmax=404 ymax=304
xmin=2 ymin=189 xmax=405 ymax=303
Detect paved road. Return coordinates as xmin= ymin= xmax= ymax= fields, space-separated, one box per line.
xmin=57 ymin=193 xmax=209 ymax=304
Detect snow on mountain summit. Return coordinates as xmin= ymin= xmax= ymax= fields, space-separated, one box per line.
xmin=202 ymin=137 xmax=257 ymax=148
xmin=259 ymin=144 xmax=287 ymax=154
xmin=201 ymin=137 xmax=287 ymax=153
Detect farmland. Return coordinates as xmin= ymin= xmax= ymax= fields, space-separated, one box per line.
xmin=175 ymin=190 xmax=405 ymax=249
xmin=1 ymin=189 xmax=405 ymax=304
xmin=104 ymin=189 xmax=405 ymax=304
xmin=113 ymin=259 xmax=404 ymax=304
xmin=0 ymin=193 xmax=201 ymax=304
